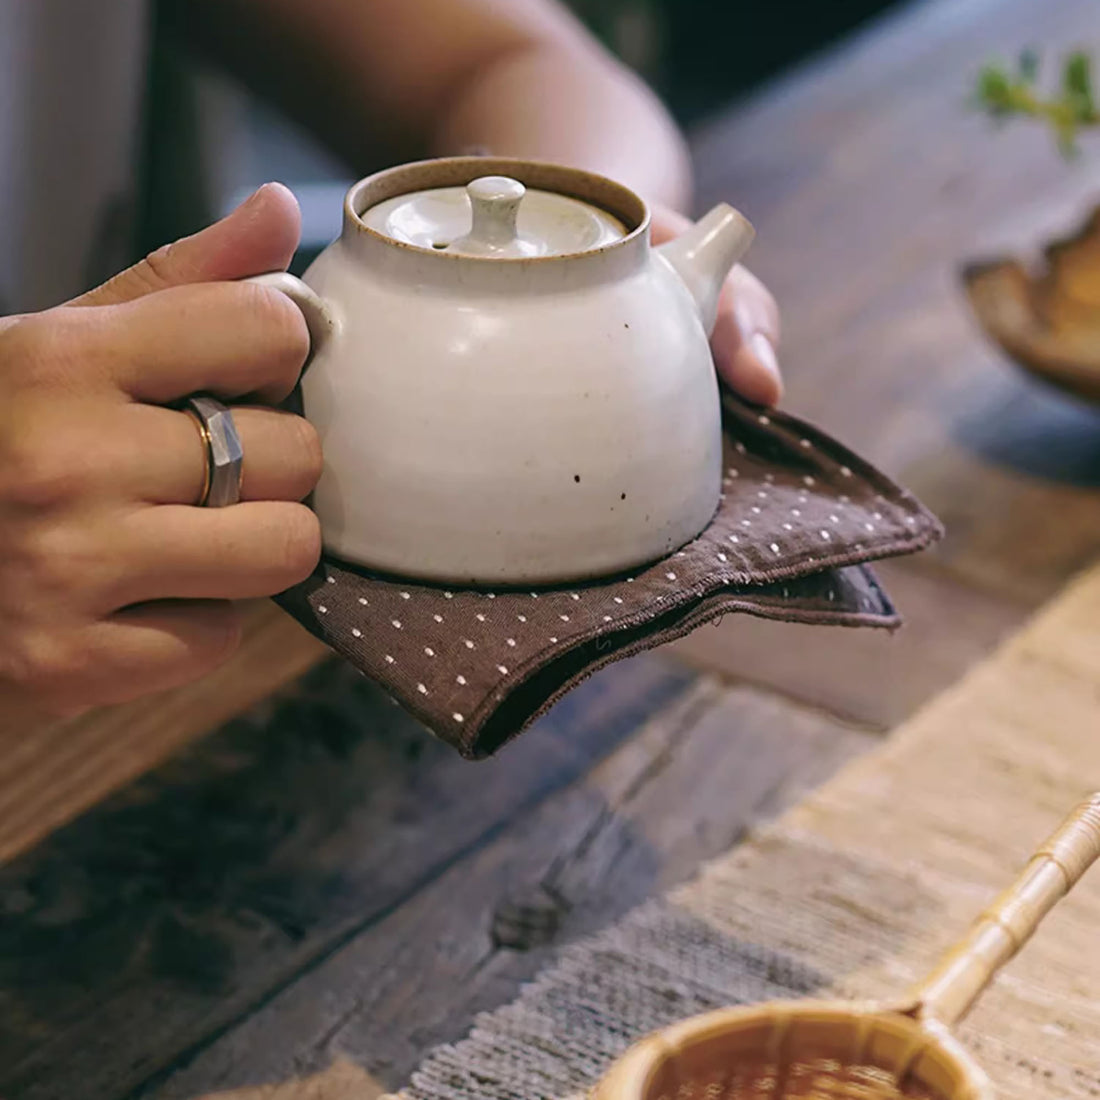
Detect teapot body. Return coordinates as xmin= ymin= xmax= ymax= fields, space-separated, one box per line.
xmin=291 ymin=158 xmax=736 ymax=586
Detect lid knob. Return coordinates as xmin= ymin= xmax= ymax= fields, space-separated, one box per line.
xmin=448 ymin=176 xmax=540 ymax=257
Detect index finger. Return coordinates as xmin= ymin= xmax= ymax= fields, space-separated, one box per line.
xmin=67 ymin=280 xmax=310 ymax=405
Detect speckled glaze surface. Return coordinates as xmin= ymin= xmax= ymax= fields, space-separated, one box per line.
xmin=268 ymin=157 xmax=755 ymax=585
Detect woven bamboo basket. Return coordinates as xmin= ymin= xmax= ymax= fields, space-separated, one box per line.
xmin=593 ymin=794 xmax=1100 ymax=1100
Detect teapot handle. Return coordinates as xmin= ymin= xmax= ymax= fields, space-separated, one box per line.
xmin=243 ymin=272 xmax=339 ymax=368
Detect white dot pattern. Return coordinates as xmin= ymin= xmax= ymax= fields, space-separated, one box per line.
xmin=291 ymin=399 xmax=936 ymax=753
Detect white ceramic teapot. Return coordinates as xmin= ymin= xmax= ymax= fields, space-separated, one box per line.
xmin=253 ymin=157 xmax=754 ymax=586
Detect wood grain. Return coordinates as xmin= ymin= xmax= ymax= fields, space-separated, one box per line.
xmin=362 ymin=559 xmax=1100 ymax=1100
xmin=5 ymin=1 xmax=1100 ymax=1098
xmin=0 ymin=601 xmax=328 ymax=864
xmin=691 ymin=0 xmax=1100 ymax=607
xmin=0 ymin=654 xmax=694 ymax=1100
xmin=8 ymin=0 xmax=1096 ymax=874
xmin=670 ymin=558 xmax=1025 ymax=729
xmin=196 ymin=1061 xmax=385 ymax=1100
xmin=148 ymin=680 xmax=875 ymax=1098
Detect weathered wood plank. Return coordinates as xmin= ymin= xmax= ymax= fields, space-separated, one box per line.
xmin=8 ymin=3 xmax=1100 ymax=1099
xmin=692 ymin=0 xmax=1100 ymax=606
xmin=10 ymin=0 xmax=1091 ymax=874
xmin=0 ymin=601 xmax=328 ymax=864
xmin=0 ymin=654 xmax=694 ymax=1100
xmin=193 ymin=1061 xmax=386 ymax=1100
xmin=669 ymin=558 xmax=1025 ymax=729
xmin=147 ymin=680 xmax=875 ymax=1098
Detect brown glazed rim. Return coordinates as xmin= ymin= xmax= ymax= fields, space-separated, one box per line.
xmin=343 ymin=156 xmax=651 ymax=262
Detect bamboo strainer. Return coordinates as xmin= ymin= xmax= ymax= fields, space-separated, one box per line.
xmin=593 ymin=794 xmax=1100 ymax=1100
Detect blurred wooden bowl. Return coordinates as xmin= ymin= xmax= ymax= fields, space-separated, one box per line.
xmin=962 ymin=205 xmax=1100 ymax=404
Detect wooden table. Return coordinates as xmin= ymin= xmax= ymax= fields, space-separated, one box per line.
xmin=2 ymin=0 xmax=1099 ymax=1096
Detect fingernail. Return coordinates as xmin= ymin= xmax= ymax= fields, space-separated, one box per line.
xmin=236 ymin=183 xmax=275 ymax=213
xmin=749 ymin=331 xmax=780 ymax=379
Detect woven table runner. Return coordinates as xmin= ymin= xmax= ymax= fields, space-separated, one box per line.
xmin=197 ymin=562 xmax=1100 ymax=1100
xmin=395 ymin=562 xmax=1100 ymax=1100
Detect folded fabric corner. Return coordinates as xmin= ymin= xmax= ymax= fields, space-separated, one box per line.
xmin=275 ymin=392 xmax=942 ymax=759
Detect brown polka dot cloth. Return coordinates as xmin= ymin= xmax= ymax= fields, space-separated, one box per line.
xmin=276 ymin=390 xmax=942 ymax=759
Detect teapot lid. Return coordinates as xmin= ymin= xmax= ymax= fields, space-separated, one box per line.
xmin=361 ymin=175 xmax=627 ymax=258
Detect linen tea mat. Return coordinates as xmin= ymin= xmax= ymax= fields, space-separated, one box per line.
xmin=277 ymin=388 xmax=942 ymax=758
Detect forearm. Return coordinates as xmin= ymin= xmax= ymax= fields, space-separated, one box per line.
xmin=431 ymin=44 xmax=692 ymax=214
xmin=168 ymin=0 xmax=692 ymax=215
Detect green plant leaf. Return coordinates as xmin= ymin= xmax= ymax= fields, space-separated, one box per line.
xmin=973 ymin=48 xmax=1099 ymax=154
xmin=976 ymin=64 xmax=1013 ymax=112
xmin=1063 ymin=52 xmax=1091 ymax=95
xmin=1063 ymin=51 xmax=1095 ymax=118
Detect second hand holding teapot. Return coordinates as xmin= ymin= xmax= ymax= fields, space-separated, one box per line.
xmin=246 ymin=157 xmax=754 ymax=587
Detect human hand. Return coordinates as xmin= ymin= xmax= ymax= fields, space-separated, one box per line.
xmin=650 ymin=203 xmax=782 ymax=406
xmin=0 ymin=184 xmax=322 ymax=718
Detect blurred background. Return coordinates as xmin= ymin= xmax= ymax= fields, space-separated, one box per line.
xmin=140 ymin=0 xmax=905 ymax=270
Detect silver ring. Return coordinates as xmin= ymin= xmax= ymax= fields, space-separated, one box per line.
xmin=184 ymin=395 xmax=243 ymax=508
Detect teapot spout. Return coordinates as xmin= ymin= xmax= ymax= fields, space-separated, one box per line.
xmin=656 ymin=204 xmax=755 ymax=336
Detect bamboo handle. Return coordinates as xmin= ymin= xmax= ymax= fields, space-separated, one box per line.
xmin=913 ymin=793 xmax=1100 ymax=1027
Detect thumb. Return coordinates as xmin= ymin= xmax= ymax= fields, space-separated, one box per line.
xmin=73 ymin=182 xmax=302 ymax=307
